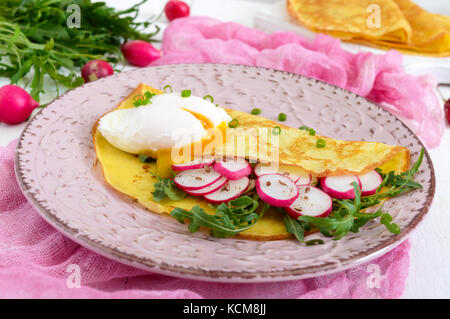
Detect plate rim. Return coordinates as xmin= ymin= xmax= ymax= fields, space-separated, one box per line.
xmin=14 ymin=63 xmax=436 ymax=282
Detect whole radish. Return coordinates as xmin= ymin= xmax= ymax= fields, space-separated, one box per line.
xmin=81 ymin=60 xmax=114 ymax=83
xmin=121 ymin=40 xmax=161 ymax=67
xmin=164 ymin=0 xmax=190 ymax=21
xmin=0 ymin=85 xmax=39 ymax=125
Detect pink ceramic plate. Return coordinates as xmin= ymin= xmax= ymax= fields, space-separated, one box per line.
xmin=15 ymin=64 xmax=435 ymax=282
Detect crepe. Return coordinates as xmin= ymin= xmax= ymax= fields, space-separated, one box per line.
xmin=93 ymin=83 xmax=410 ymax=240
xmin=287 ymin=0 xmax=450 ymax=57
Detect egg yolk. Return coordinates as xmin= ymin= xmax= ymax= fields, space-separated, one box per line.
xmin=155 ymin=120 xmax=228 ymax=178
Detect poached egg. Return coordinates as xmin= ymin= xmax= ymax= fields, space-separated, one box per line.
xmin=98 ymin=92 xmax=231 ymax=158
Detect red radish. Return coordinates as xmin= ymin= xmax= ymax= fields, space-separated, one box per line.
xmin=81 ymin=60 xmax=113 ymax=83
xmin=164 ymin=0 xmax=190 ymax=21
xmin=121 ymin=40 xmax=161 ymax=67
xmin=204 ymin=177 xmax=250 ymax=204
xmin=213 ymin=158 xmax=252 ymax=180
xmin=174 ymin=166 xmax=221 ymax=190
xmin=254 ymin=163 xmax=277 ymax=177
xmin=358 ymin=170 xmax=383 ymax=196
xmin=0 ymin=85 xmax=39 ymax=125
xmin=254 ymin=163 xmax=312 ymax=185
xmin=320 ymin=175 xmax=361 ymax=199
xmin=172 ymin=157 xmax=215 ymax=171
xmin=285 ymin=186 xmax=332 ymax=219
xmin=256 ymin=173 xmax=299 ymax=207
xmin=183 ymin=176 xmax=228 ymax=196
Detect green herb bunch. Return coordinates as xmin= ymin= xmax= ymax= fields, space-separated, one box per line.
xmin=0 ymin=0 xmax=159 ymax=101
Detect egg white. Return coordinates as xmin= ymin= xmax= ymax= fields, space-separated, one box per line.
xmin=98 ymin=93 xmax=232 ymax=154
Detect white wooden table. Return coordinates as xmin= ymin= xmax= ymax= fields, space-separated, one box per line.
xmin=1 ymin=0 xmax=449 ymax=298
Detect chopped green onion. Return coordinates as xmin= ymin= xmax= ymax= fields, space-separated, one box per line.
xmin=316 ymin=139 xmax=326 ymax=148
xmin=133 ymin=91 xmax=156 ymax=107
xmin=299 ymin=125 xmax=316 ymax=136
xmin=278 ymin=113 xmax=287 ymax=121
xmin=181 ymin=89 xmax=191 ymax=98
xmin=163 ymin=85 xmax=173 ymax=93
xmin=272 ymin=126 xmax=281 ymax=135
xmin=228 ymin=119 xmax=239 ymax=128
xmin=203 ymin=95 xmax=214 ymax=103
xmin=250 ymin=108 xmax=261 ymax=115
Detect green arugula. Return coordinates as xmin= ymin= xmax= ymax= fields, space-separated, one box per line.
xmin=290 ymin=148 xmax=424 ymax=242
xmin=152 ymin=176 xmax=186 ymax=202
xmin=170 ymin=196 xmax=269 ymax=238
xmin=0 ymin=0 xmax=159 ymax=101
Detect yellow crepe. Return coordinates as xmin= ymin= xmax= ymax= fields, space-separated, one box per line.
xmin=287 ymin=0 xmax=450 ymax=57
xmin=93 ymin=83 xmax=410 ymax=240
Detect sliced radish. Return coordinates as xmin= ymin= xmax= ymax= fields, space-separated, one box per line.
xmin=213 ymin=158 xmax=252 ymax=180
xmin=256 ymin=174 xmax=299 ymax=207
xmin=183 ymin=176 xmax=228 ymax=196
xmin=320 ymin=175 xmax=361 ymax=199
xmin=358 ymin=170 xmax=383 ymax=196
xmin=203 ymin=177 xmax=250 ymax=204
xmin=173 ymin=166 xmax=222 ymax=190
xmin=172 ymin=157 xmax=214 ymax=171
xmin=254 ymin=163 xmax=312 ymax=185
xmin=285 ymin=186 xmax=332 ymax=219
xmin=254 ymin=163 xmax=277 ymax=177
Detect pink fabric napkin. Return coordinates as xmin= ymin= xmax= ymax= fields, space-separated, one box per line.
xmin=1 ymin=17 xmax=429 ymax=298
xmin=153 ymin=17 xmax=444 ymax=149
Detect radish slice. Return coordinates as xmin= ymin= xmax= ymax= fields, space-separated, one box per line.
xmin=256 ymin=174 xmax=299 ymax=207
xmin=174 ymin=166 xmax=222 ymax=190
xmin=285 ymin=186 xmax=332 ymax=219
xmin=254 ymin=163 xmax=277 ymax=177
xmin=203 ymin=177 xmax=250 ymax=204
xmin=172 ymin=157 xmax=214 ymax=171
xmin=358 ymin=170 xmax=383 ymax=196
xmin=184 ymin=176 xmax=228 ymax=196
xmin=213 ymin=158 xmax=252 ymax=180
xmin=320 ymin=175 xmax=361 ymax=199
xmin=254 ymin=163 xmax=311 ymax=185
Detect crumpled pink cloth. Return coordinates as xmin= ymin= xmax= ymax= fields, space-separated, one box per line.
xmin=1 ymin=139 xmax=409 ymax=298
xmin=152 ymin=17 xmax=444 ymax=148
xmin=0 ymin=17 xmax=422 ymax=298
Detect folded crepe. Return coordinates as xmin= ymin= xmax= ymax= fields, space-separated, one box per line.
xmin=93 ymin=84 xmax=410 ymax=240
xmin=287 ymin=0 xmax=450 ymax=57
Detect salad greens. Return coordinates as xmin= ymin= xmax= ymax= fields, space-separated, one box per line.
xmin=170 ymin=196 xmax=269 ymax=238
xmin=154 ymin=144 xmax=424 ymax=244
xmin=0 ymin=0 xmax=159 ymax=101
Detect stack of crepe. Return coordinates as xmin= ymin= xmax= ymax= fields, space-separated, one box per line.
xmin=287 ymin=0 xmax=450 ymax=57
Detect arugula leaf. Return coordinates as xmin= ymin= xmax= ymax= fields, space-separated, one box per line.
xmin=293 ymin=149 xmax=424 ymax=242
xmin=283 ymin=215 xmax=324 ymax=245
xmin=0 ymin=0 xmax=160 ymax=101
xmin=152 ymin=176 xmax=186 ymax=202
xmin=170 ymin=197 xmax=269 ymax=238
